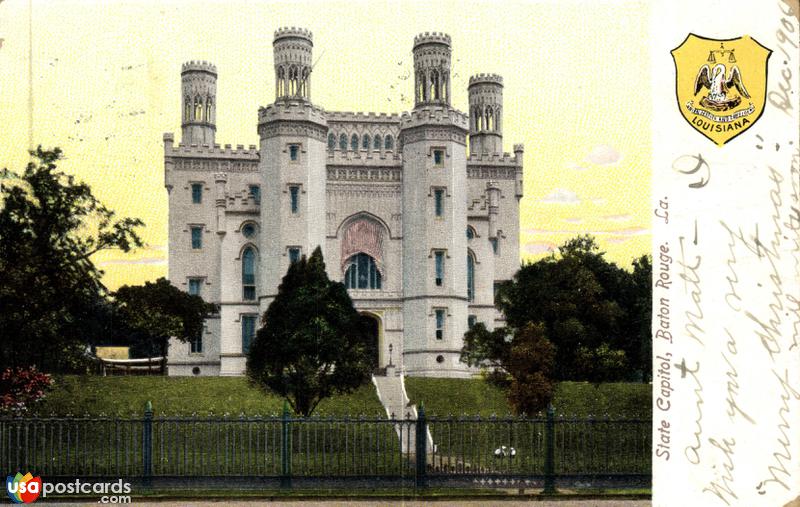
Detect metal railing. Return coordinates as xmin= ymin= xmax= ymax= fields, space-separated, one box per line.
xmin=1 ymin=405 xmax=651 ymax=489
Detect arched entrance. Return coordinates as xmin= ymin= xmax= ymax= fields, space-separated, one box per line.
xmin=358 ymin=312 xmax=382 ymax=373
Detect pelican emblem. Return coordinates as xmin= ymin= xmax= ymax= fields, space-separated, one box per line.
xmin=693 ymin=63 xmax=750 ymax=112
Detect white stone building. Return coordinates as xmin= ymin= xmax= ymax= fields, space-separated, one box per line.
xmin=164 ymin=28 xmax=523 ymax=377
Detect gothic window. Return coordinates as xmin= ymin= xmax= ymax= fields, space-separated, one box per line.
xmin=384 ymin=135 xmax=394 ymax=150
xmin=328 ymin=133 xmax=336 ymax=150
xmin=241 ymin=223 xmax=256 ymax=238
xmin=185 ymin=97 xmax=191 ymax=122
xmin=206 ymin=97 xmax=213 ymax=123
xmin=188 ymin=278 xmax=202 ymax=296
xmin=490 ymin=237 xmax=498 ymax=255
xmin=431 ymin=69 xmax=440 ymax=100
xmin=242 ymin=247 xmax=257 ymax=301
xmin=373 ymin=134 xmax=381 ymax=150
xmin=289 ymin=144 xmax=299 ymax=161
xmin=290 ymin=186 xmax=299 ymax=213
xmin=434 ymin=188 xmax=444 ymax=217
xmin=433 ymin=149 xmax=444 ymax=166
xmin=466 ymin=226 xmax=475 ymax=239
xmin=434 ymin=251 xmax=445 ymax=286
xmin=191 ymin=226 xmax=203 ymax=249
xmin=241 ymin=315 xmax=256 ymax=353
xmin=362 ymin=134 xmax=370 ymax=150
xmin=468 ymin=315 xmax=477 ymax=329
xmin=248 ymin=185 xmax=260 ymax=205
xmin=486 ymin=106 xmax=494 ymax=131
xmin=289 ymin=247 xmax=300 ymax=264
xmin=194 ymin=96 xmax=202 ymax=121
xmin=467 ymin=252 xmax=475 ymax=302
xmin=350 ymin=134 xmax=358 ymax=151
xmin=191 ymin=183 xmax=202 ymax=204
xmin=339 ymin=133 xmax=347 ymax=150
xmin=435 ymin=309 xmax=445 ymax=340
xmin=344 ymin=253 xmax=382 ymax=290
xmin=190 ymin=331 xmax=203 ymax=353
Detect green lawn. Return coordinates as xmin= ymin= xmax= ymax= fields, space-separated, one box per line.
xmin=31 ymin=376 xmax=385 ymax=417
xmin=405 ymin=378 xmax=651 ymax=418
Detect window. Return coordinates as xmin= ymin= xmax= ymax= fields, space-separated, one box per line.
xmin=350 ymin=134 xmax=358 ymax=151
xmin=433 ymin=149 xmax=444 ymax=166
xmin=241 ymin=315 xmax=256 ymax=354
xmin=190 ymin=331 xmax=203 ymax=354
xmin=468 ymin=315 xmax=477 ymax=328
xmin=384 ymin=135 xmax=394 ymax=150
xmin=242 ymin=223 xmax=256 ymax=238
xmin=289 ymin=247 xmax=300 ymax=264
xmin=362 ymin=134 xmax=370 ymax=149
xmin=242 ymin=247 xmax=256 ymax=301
xmin=339 ymin=134 xmax=347 ymax=150
xmin=490 ymin=237 xmax=498 ymax=254
xmin=289 ymin=144 xmax=299 ymax=161
xmin=373 ymin=135 xmax=381 ymax=150
xmin=344 ymin=253 xmax=382 ymax=290
xmin=466 ymin=226 xmax=475 ymax=240
xmin=434 ymin=251 xmax=445 ymax=286
xmin=188 ymin=278 xmax=202 ymax=296
xmin=191 ymin=226 xmax=203 ymax=249
xmin=249 ymin=185 xmax=260 ymax=205
xmin=467 ymin=254 xmax=475 ymax=301
xmin=435 ymin=309 xmax=445 ymax=340
xmin=191 ymin=183 xmax=202 ymax=204
xmin=434 ymin=189 xmax=444 ymax=217
xmin=290 ymin=186 xmax=299 ymax=213
xmin=328 ymin=133 xmax=336 ymax=150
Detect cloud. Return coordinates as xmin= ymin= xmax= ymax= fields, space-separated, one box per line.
xmin=540 ymin=188 xmax=580 ymax=204
xmin=602 ymin=214 xmax=632 ymax=222
xmin=524 ymin=241 xmax=557 ymax=255
xmin=591 ymin=197 xmax=606 ymax=205
xmin=585 ymin=144 xmax=622 ymax=165
xmin=568 ymin=162 xmax=588 ymax=171
xmin=524 ymin=226 xmax=650 ymax=236
xmin=563 ymin=217 xmax=583 ymax=224
xmin=100 ymin=257 xmax=166 ymax=266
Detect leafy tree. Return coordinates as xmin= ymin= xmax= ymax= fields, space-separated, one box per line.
xmin=461 ymin=323 xmax=512 ymax=386
xmin=0 ymin=148 xmax=143 ymax=371
xmin=506 ymin=323 xmax=556 ymax=415
xmin=477 ymin=235 xmax=650 ymax=382
xmin=112 ymin=278 xmax=217 ymax=358
xmin=247 ymin=247 xmax=374 ymax=416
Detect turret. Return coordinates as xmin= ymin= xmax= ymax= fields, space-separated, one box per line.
xmin=273 ymin=27 xmax=313 ymax=102
xmin=181 ymin=61 xmax=217 ymax=146
xmin=468 ymin=73 xmax=503 ymax=155
xmin=413 ymin=32 xmax=452 ymax=107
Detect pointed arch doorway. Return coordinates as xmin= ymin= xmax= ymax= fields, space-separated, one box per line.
xmin=358 ymin=311 xmax=383 ymax=373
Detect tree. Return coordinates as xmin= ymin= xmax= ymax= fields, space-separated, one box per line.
xmin=112 ymin=278 xmax=217 ymax=358
xmin=0 ymin=147 xmax=144 ymax=371
xmin=247 ymin=247 xmax=373 ymax=416
xmin=484 ymin=235 xmax=650 ymax=382
xmin=506 ymin=323 xmax=556 ymax=415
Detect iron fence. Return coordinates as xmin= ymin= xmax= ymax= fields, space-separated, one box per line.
xmin=1 ymin=405 xmax=650 ymax=489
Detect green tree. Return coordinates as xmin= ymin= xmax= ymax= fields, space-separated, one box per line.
xmin=507 ymin=323 xmax=556 ymax=415
xmin=485 ymin=235 xmax=650 ymax=381
xmin=0 ymin=147 xmax=143 ymax=371
xmin=247 ymin=247 xmax=373 ymax=416
xmin=112 ymin=278 xmax=217 ymax=358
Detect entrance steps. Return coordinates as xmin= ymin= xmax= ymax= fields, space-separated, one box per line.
xmin=372 ymin=366 xmax=434 ymax=454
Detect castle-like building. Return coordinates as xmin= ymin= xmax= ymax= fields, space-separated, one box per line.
xmin=164 ymin=28 xmax=523 ymax=377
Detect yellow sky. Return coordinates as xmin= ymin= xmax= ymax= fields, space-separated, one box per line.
xmin=0 ymin=0 xmax=651 ymax=290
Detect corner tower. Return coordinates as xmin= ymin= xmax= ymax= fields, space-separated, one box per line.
xmin=401 ymin=32 xmax=470 ymax=377
xmin=468 ymin=74 xmax=503 ymax=155
xmin=181 ymin=61 xmax=216 ymax=145
xmin=258 ymin=27 xmax=328 ymax=311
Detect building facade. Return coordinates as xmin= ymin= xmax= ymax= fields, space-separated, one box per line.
xmin=164 ymin=28 xmax=523 ymax=377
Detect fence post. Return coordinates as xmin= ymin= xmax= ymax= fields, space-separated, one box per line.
xmin=143 ymin=400 xmax=153 ymax=487
xmin=281 ymin=400 xmax=292 ymax=488
xmin=543 ymin=404 xmax=556 ymax=494
xmin=415 ymin=403 xmax=428 ymax=488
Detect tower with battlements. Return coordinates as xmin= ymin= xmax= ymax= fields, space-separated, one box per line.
xmin=164 ymin=28 xmax=523 ymax=378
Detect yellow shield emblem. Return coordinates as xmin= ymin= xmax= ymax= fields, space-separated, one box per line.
xmin=671 ymin=34 xmax=771 ymax=146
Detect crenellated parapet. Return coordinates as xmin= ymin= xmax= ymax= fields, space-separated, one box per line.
xmin=413 ymin=32 xmax=451 ymax=48
xmin=399 ymin=106 xmax=469 ymax=145
xmin=163 ymin=132 xmax=259 ymax=174
xmin=273 ymin=27 xmax=314 ymax=101
xmin=182 ymin=60 xmax=217 ymax=75
xmin=257 ymin=101 xmax=328 ymax=142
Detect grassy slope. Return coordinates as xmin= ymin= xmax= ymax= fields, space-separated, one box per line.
xmin=405 ymin=378 xmax=651 ymax=418
xmin=31 ymin=376 xmax=385 ymax=417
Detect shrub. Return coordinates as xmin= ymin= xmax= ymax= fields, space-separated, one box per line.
xmin=0 ymin=367 xmax=53 ymax=415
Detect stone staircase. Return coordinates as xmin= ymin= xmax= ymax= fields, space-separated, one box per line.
xmin=372 ymin=366 xmax=434 ymax=454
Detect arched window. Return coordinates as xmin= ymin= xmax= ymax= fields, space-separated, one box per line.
xmin=344 ymin=253 xmax=381 ymax=290
xmin=339 ymin=133 xmax=347 ymax=150
xmin=206 ymin=97 xmax=213 ymax=124
xmin=350 ymin=134 xmax=359 ymax=151
xmin=242 ymin=247 xmax=257 ymax=301
xmin=328 ymin=133 xmax=336 ymax=150
xmin=185 ymin=97 xmax=191 ymax=122
xmin=194 ymin=96 xmax=203 ymax=121
xmin=467 ymin=252 xmax=475 ymax=302
xmin=362 ymin=134 xmax=370 ymax=150
xmin=384 ymin=135 xmax=394 ymax=150
xmin=373 ymin=134 xmax=382 ymax=150
xmin=466 ymin=226 xmax=475 ymax=239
